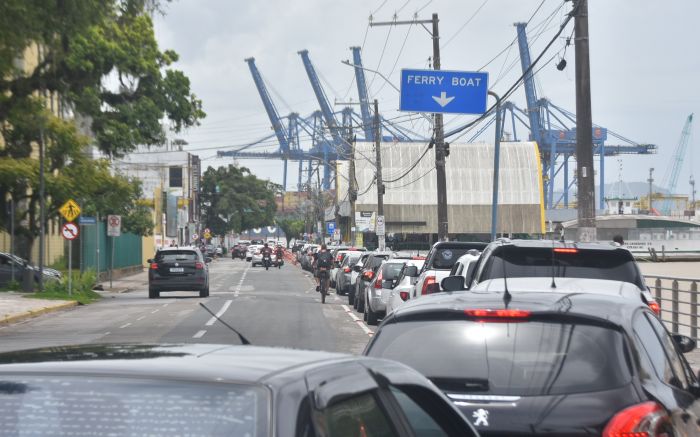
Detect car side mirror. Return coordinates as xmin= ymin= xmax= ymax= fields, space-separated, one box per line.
xmin=205 ymin=257 xmax=213 ymax=264
xmin=353 ymin=265 xmax=362 ymax=272
xmin=672 ymin=334 xmax=696 ymax=354
xmin=441 ymin=275 xmax=465 ymax=292
xmin=464 ymin=263 xmax=478 ymax=290
xmin=404 ymin=266 xmax=418 ymax=277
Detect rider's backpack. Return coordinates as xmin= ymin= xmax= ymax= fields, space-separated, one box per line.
xmin=316 ymin=251 xmax=333 ymax=268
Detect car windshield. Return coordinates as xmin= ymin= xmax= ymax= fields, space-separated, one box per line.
xmin=368 ymin=320 xmax=631 ymax=396
xmin=382 ymin=263 xmax=405 ymax=281
xmin=0 ymin=376 xmax=269 ymax=436
xmin=481 ymin=247 xmax=644 ymax=288
xmin=156 ymin=251 xmax=198 ymax=262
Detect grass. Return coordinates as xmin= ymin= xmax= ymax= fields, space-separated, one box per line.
xmin=26 ymin=270 xmax=102 ymax=305
xmin=0 ymin=279 xmax=21 ymax=292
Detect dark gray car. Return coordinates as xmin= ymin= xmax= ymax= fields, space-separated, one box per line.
xmin=147 ymin=247 xmax=210 ymax=298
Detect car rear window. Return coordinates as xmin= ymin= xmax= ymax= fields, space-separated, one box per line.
xmin=155 ymin=251 xmax=198 ymax=262
xmin=382 ymin=263 xmax=405 ymax=280
xmin=369 ymin=255 xmax=389 ymax=269
xmin=428 ymin=246 xmax=483 ymax=270
xmin=367 ymin=320 xmax=631 ymax=396
xmin=480 ymin=247 xmax=644 ymax=288
xmin=0 ymin=376 xmax=269 ymax=436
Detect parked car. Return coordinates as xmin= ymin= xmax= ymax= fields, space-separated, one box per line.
xmin=330 ymin=249 xmax=364 ymax=289
xmin=334 ymin=252 xmax=363 ymax=296
xmin=386 ymin=258 xmax=426 ymax=315
xmin=365 ymin=285 xmax=700 ymax=436
xmin=412 ymin=241 xmax=487 ymax=299
xmin=147 ymin=247 xmax=211 ymax=298
xmin=0 ymin=343 xmax=479 ymax=436
xmin=348 ymin=253 xmax=371 ymax=306
xmin=0 ymin=252 xmax=61 ymax=288
xmin=354 ymin=251 xmax=393 ymax=313
xmin=363 ymin=259 xmax=409 ymax=325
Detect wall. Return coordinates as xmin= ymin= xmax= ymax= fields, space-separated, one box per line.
xmin=80 ymin=222 xmax=142 ymax=276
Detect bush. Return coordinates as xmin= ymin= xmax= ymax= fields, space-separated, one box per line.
xmin=28 ymin=270 xmax=101 ymax=304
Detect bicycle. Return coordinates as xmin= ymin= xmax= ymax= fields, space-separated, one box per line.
xmin=318 ymin=267 xmax=330 ymax=304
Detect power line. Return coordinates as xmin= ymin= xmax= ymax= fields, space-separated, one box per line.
xmin=368 ymin=23 xmax=394 ymax=95
xmin=374 ymin=22 xmax=414 ymax=95
xmin=441 ymin=0 xmax=490 ymax=49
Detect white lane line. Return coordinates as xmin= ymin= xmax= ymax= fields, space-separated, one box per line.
xmin=233 ymin=267 xmax=250 ymax=297
xmin=119 ymin=323 xmax=131 ymax=329
xmin=341 ymin=304 xmax=374 ymax=337
xmin=193 ymin=330 xmax=207 ymax=339
xmin=137 ymin=316 xmax=146 ymax=321
xmin=206 ymin=299 xmax=233 ymax=326
xmin=104 ymin=332 xmax=111 ymax=335
xmin=151 ymin=309 xmax=159 ymax=314
xmin=162 ymin=303 xmax=169 ymax=307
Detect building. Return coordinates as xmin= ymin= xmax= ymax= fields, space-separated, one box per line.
xmin=113 ymin=146 xmax=201 ymax=251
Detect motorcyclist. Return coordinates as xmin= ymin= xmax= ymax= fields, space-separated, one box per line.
xmin=314 ymin=244 xmax=333 ymax=301
xmin=261 ymin=243 xmax=273 ymax=270
xmin=275 ymin=245 xmax=284 ymax=268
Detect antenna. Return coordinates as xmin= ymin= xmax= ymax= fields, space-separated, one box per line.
xmin=550 ymin=241 xmax=557 ymax=289
xmin=199 ymin=303 xmax=251 ymax=345
xmin=500 ymin=241 xmax=512 ymax=309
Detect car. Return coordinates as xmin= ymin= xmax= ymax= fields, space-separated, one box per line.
xmin=250 ymin=247 xmax=277 ymax=267
xmin=412 ymin=241 xmax=487 ymax=299
xmin=215 ymin=246 xmax=223 ymax=255
xmin=330 ymin=249 xmax=364 ymax=289
xmin=365 ymin=285 xmax=700 ymax=436
xmin=334 ymin=251 xmax=363 ymax=296
xmin=246 ymin=244 xmax=262 ymax=262
xmin=0 ymin=252 xmax=61 ymax=289
xmin=348 ymin=252 xmax=371 ymax=306
xmin=204 ymin=244 xmax=217 ymax=257
xmin=386 ymin=258 xmax=426 ymax=315
xmin=147 ymin=247 xmax=211 ymax=298
xmin=463 ymin=239 xmax=659 ymax=312
xmin=363 ymin=259 xmax=410 ymax=325
xmin=354 ymin=251 xmax=393 ymax=313
xmin=0 ymin=343 xmax=480 ymax=436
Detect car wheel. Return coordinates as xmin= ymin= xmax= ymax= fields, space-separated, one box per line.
xmin=330 ymin=280 xmax=336 ymax=289
xmin=367 ymin=303 xmax=379 ymax=325
xmin=357 ymin=292 xmax=364 ymax=313
xmin=199 ymin=287 xmax=209 ymax=298
xmin=347 ymin=289 xmax=355 ymax=305
xmin=148 ymin=287 xmax=159 ymax=299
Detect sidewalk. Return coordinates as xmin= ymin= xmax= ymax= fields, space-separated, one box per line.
xmin=95 ymin=268 xmax=148 ymax=294
xmin=0 ymin=293 xmax=78 ymax=325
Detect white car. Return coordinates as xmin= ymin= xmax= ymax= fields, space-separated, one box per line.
xmin=412 ymin=242 xmax=486 ymax=299
xmin=251 ymin=247 xmax=277 ymax=267
xmin=246 ymin=245 xmax=262 ymax=262
xmin=386 ymin=259 xmax=425 ymax=315
xmin=364 ymin=259 xmax=410 ymax=325
xmin=439 ymin=252 xmax=480 ymax=289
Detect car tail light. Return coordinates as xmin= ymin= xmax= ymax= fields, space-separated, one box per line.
xmin=553 ymin=248 xmax=578 ymax=254
xmin=399 ymin=291 xmax=409 ymax=301
xmin=421 ymin=275 xmax=438 ymax=295
xmin=374 ymin=270 xmax=384 ymax=289
xmin=195 ymin=262 xmax=204 ymax=269
xmin=336 ymin=254 xmax=343 ymax=261
xmin=150 ymin=263 xmax=158 ymax=270
xmin=343 ymin=266 xmax=351 ymax=273
xmin=603 ymin=401 xmax=670 ymax=437
xmin=412 ymin=256 xmax=426 ymax=260
xmin=464 ymin=309 xmax=531 ymax=320
xmin=648 ymin=300 xmax=661 ymax=315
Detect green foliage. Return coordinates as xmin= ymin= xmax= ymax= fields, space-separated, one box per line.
xmin=29 ymin=270 xmax=101 ymax=305
xmin=276 ymin=217 xmax=305 ymax=247
xmin=1 ymin=280 xmax=21 ymax=292
xmin=201 ymin=165 xmax=279 ymax=235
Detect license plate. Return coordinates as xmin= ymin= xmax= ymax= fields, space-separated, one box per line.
xmin=169 ymin=267 xmax=184 ymax=273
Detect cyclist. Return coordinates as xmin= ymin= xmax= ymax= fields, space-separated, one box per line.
xmin=314 ymin=244 xmax=333 ymax=303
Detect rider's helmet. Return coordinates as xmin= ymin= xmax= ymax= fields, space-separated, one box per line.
xmin=264 ymin=243 xmax=268 ymax=248
xmin=321 ymin=244 xmax=327 ymax=251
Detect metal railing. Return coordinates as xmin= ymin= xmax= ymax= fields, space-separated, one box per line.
xmin=645 ymin=275 xmax=700 ymax=340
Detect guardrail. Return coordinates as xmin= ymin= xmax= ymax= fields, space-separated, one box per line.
xmin=645 ymin=274 xmax=700 ymax=340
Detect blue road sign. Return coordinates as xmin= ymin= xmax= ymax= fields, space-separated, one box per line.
xmin=326 ymin=222 xmax=336 ymax=235
xmin=400 ymin=69 xmax=489 ymax=115
xmin=78 ymin=216 xmax=96 ymax=225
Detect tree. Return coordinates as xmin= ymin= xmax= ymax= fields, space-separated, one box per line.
xmin=276 ymin=217 xmax=304 ymax=248
xmin=200 ymin=165 xmax=278 ymax=237
xmin=0 ymin=0 xmax=204 ymax=259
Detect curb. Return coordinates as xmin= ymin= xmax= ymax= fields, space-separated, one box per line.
xmin=0 ymin=301 xmax=79 ymax=326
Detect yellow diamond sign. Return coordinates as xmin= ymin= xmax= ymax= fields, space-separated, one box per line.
xmin=59 ymin=199 xmax=81 ymax=222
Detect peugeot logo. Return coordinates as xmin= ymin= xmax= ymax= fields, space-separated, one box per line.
xmin=175 ymin=262 xmax=179 ymax=267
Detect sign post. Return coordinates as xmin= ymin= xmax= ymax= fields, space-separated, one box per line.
xmin=107 ymin=215 xmax=121 ymax=289
xmin=376 ymin=215 xmax=386 ymax=251
xmin=61 ymin=222 xmax=79 ymax=296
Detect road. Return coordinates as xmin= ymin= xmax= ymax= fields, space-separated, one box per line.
xmin=0 ymin=258 xmax=374 ymax=354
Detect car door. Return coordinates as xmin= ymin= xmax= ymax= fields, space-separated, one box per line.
xmin=632 ymin=311 xmax=700 ymax=434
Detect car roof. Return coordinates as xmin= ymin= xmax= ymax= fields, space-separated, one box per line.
xmin=385 ymin=285 xmax=647 ymax=328
xmin=0 ymin=344 xmax=433 ymax=393
xmin=156 ymin=246 xmax=199 ymax=252
xmin=489 ymin=238 xmax=634 ymax=254
xmin=472 ymin=277 xmax=645 ymax=299
xmin=430 ymin=241 xmax=488 ymax=250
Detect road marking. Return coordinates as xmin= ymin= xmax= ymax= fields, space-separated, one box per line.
xmin=119 ymin=322 xmax=131 ymax=329
xmin=233 ymin=267 xmax=250 ymax=297
xmin=151 ymin=309 xmax=159 ymax=314
xmin=341 ymin=304 xmax=374 ymax=337
xmin=193 ymin=330 xmax=207 ymax=339
xmin=162 ymin=303 xmax=169 ymax=307
xmin=137 ymin=316 xmax=146 ymax=321
xmin=206 ymin=299 xmax=233 ymax=326
xmin=104 ymin=332 xmax=110 ymax=335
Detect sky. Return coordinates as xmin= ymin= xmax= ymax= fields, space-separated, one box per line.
xmin=153 ymin=0 xmax=699 ymax=199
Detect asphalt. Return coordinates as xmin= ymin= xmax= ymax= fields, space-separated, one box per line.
xmin=0 ymin=258 xmax=374 ymax=355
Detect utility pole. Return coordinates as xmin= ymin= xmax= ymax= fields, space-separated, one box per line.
xmin=349 ymin=135 xmax=357 ymax=247
xmin=574 ymin=0 xmax=596 ymax=242
xmin=370 ymin=13 xmax=447 ymax=241
xmin=647 ymin=167 xmax=654 ymax=214
xmin=374 ymin=99 xmax=385 ymax=251
xmin=690 ymin=175 xmax=696 ymax=212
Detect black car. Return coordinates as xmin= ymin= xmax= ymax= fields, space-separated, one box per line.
xmin=0 ymin=343 xmax=479 ymax=436
xmin=147 ymin=247 xmax=210 ymax=298
xmin=365 ymin=287 xmax=700 ymax=436
xmin=0 ymin=252 xmax=61 ymax=288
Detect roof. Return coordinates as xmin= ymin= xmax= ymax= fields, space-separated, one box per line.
xmin=488 ymin=238 xmax=633 ymax=253
xmin=472 ymin=277 xmax=645 ymax=301
xmin=156 ymin=246 xmax=199 ymax=252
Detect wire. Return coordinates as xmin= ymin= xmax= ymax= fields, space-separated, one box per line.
xmin=414 ymin=0 xmax=433 ymax=15
xmin=368 ymin=23 xmax=394 ymax=94
xmin=441 ymin=0 xmax=490 ymax=49
xmin=374 ymin=22 xmax=413 ymax=95
xmin=371 ymin=0 xmax=389 ymax=17
xmin=388 ymin=167 xmax=434 ymax=189
xmin=382 ymin=140 xmax=433 ymax=183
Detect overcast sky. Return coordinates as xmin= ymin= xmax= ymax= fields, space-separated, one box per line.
xmin=153 ymin=0 xmax=699 ymax=198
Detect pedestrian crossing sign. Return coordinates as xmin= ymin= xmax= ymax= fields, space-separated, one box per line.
xmin=59 ymin=199 xmax=81 ymax=222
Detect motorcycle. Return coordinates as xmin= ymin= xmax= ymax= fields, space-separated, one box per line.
xmin=263 ymin=253 xmax=272 ymax=270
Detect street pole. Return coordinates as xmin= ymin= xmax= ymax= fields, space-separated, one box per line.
xmin=96 ymin=211 xmax=100 ymax=282
xmin=432 ymin=13 xmax=449 ymax=242
xmin=110 ymin=236 xmax=114 ymax=289
xmin=68 ymin=239 xmax=72 ymax=296
xmin=8 ymin=197 xmax=15 ymax=283
xmin=648 ymin=168 xmax=654 ymax=214
xmin=38 ymin=124 xmax=46 ymax=291
xmin=574 ymin=0 xmax=596 ymax=242
xmin=349 ymin=137 xmax=357 ymax=247
xmin=374 ymin=99 xmax=385 ymax=251
xmin=489 ymin=91 xmax=502 ymax=241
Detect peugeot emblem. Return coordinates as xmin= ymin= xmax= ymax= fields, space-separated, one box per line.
xmin=175 ymin=262 xmax=179 ymax=267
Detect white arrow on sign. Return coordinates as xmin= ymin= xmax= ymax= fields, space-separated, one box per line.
xmin=432 ymin=91 xmax=455 ymax=107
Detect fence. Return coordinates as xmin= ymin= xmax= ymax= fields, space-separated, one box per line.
xmin=79 ymin=221 xmax=143 ymax=276
xmin=645 ymin=275 xmax=700 ymax=340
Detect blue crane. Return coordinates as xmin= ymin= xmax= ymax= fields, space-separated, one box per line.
xmin=659 ymin=113 xmax=694 ymax=215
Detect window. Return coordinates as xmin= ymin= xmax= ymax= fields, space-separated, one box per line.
xmin=390 ymin=387 xmax=448 ymax=436
xmin=643 ymin=313 xmax=691 ymax=388
xmin=632 ymin=313 xmax=685 ymax=388
xmin=169 ymin=166 xmax=183 ymax=187
xmin=155 ymin=250 xmax=198 ymax=262
xmin=322 ymin=392 xmax=396 ymax=437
